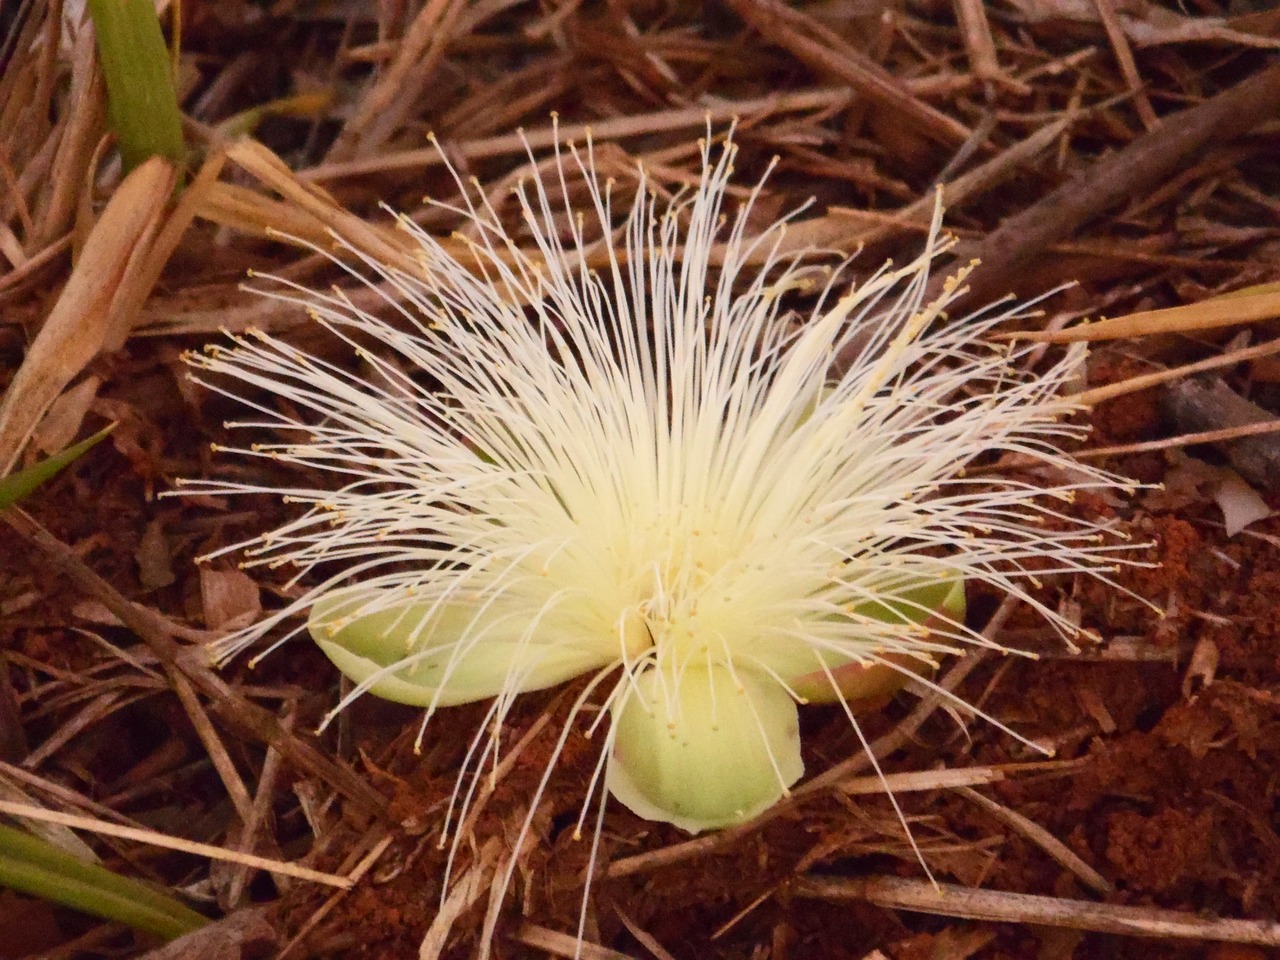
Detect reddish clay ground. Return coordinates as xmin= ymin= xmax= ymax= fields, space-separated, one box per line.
xmin=3 ymin=2 xmax=1280 ymax=958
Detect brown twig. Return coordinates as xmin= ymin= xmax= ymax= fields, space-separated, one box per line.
xmin=1092 ymin=0 xmax=1157 ymax=130
xmin=3 ymin=508 xmax=388 ymax=817
xmin=795 ymin=874 xmax=1280 ymax=946
xmin=0 ymin=798 xmax=352 ymax=887
xmin=325 ymin=0 xmax=469 ymax=162
xmin=1077 ymin=418 xmax=1280 ymax=461
xmin=276 ymin=831 xmax=395 ymax=960
xmin=512 ymin=924 xmax=639 ymax=960
xmin=721 ymin=0 xmax=970 ymax=147
xmin=1073 ymin=337 xmax=1280 ymax=407
xmin=958 ymin=60 xmax=1280 ymax=308
xmin=956 ymin=786 xmax=1113 ymax=895
xmin=951 ymin=0 xmax=1003 ymax=86
xmin=302 ymin=88 xmax=853 ymax=183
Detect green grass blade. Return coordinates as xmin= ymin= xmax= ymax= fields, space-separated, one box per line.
xmin=0 ymin=425 xmax=115 ymax=510
xmin=86 ymin=0 xmax=185 ymax=171
xmin=0 ymin=823 xmax=206 ymax=940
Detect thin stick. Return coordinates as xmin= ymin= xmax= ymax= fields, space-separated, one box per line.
xmin=276 ymin=832 xmax=395 ymax=960
xmin=796 ymin=874 xmax=1280 ymax=946
xmin=0 ymin=232 xmax=71 ymax=297
xmin=841 ymin=766 xmax=1004 ymax=796
xmin=512 ymin=923 xmax=639 ymax=960
xmin=1092 ymin=0 xmax=1157 ymax=129
xmin=303 ymin=88 xmax=853 ymax=182
xmin=958 ymin=61 xmax=1280 ymax=307
xmin=325 ymin=0 xmax=466 ymax=162
xmin=3 ymin=509 xmax=388 ymax=816
xmin=956 ymin=786 xmax=1112 ymax=895
xmin=169 ymin=671 xmax=255 ymax=824
xmin=782 ymin=117 xmax=1068 ymax=259
xmin=0 ymin=798 xmax=352 ymax=889
xmin=1004 ymin=287 xmax=1280 ymax=344
xmin=227 ymin=712 xmax=292 ymax=905
xmin=1078 ymin=418 xmax=1280 ymax=460
xmin=1073 ymin=337 xmax=1280 ymax=407
xmin=952 ymin=0 xmax=1002 ymax=84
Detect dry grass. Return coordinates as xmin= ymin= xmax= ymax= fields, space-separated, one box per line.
xmin=3 ymin=1 xmax=1280 ymax=958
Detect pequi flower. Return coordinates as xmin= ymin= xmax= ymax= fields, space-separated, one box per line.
xmin=182 ymin=130 xmax=1137 ymax=839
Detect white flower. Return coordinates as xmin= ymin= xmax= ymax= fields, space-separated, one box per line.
xmin=182 ymin=130 xmax=1136 ymax=843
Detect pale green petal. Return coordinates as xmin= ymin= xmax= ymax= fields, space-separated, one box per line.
xmin=788 ymin=651 xmax=938 ymax=706
xmin=859 ymin=574 xmax=965 ymax=627
xmin=756 ymin=576 xmax=964 ymax=705
xmin=308 ymin=589 xmax=617 ymax=707
xmin=606 ymin=662 xmax=802 ymax=833
xmin=314 ymin=638 xmax=446 ymax=706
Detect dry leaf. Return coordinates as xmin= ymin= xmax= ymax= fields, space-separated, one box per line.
xmin=1182 ymin=635 xmax=1220 ymax=699
xmin=71 ymin=598 xmax=124 ymax=626
xmin=1146 ymin=454 xmax=1270 ymax=536
xmin=135 ymin=905 xmax=276 ymax=960
xmin=31 ymin=376 xmax=102 ymax=456
xmin=135 ymin=519 xmax=176 ymax=591
xmin=1214 ymin=472 xmax=1271 ymax=537
xmin=0 ymin=157 xmax=174 ymax=474
xmin=199 ymin=567 xmax=262 ymax=631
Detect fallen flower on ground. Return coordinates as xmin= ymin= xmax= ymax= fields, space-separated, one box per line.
xmin=181 ymin=127 xmax=1141 ymax=882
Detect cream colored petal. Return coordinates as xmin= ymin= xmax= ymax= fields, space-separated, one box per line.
xmin=606 ymin=662 xmax=802 ymax=833
xmin=308 ymin=589 xmax=617 ymax=707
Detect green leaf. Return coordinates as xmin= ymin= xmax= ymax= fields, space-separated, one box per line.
xmin=0 ymin=823 xmax=206 ymax=940
xmin=0 ymin=426 xmax=115 ymax=510
xmin=86 ymin=0 xmax=186 ymax=171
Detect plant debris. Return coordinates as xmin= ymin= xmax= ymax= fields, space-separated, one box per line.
xmin=3 ymin=1 xmax=1280 ymax=958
